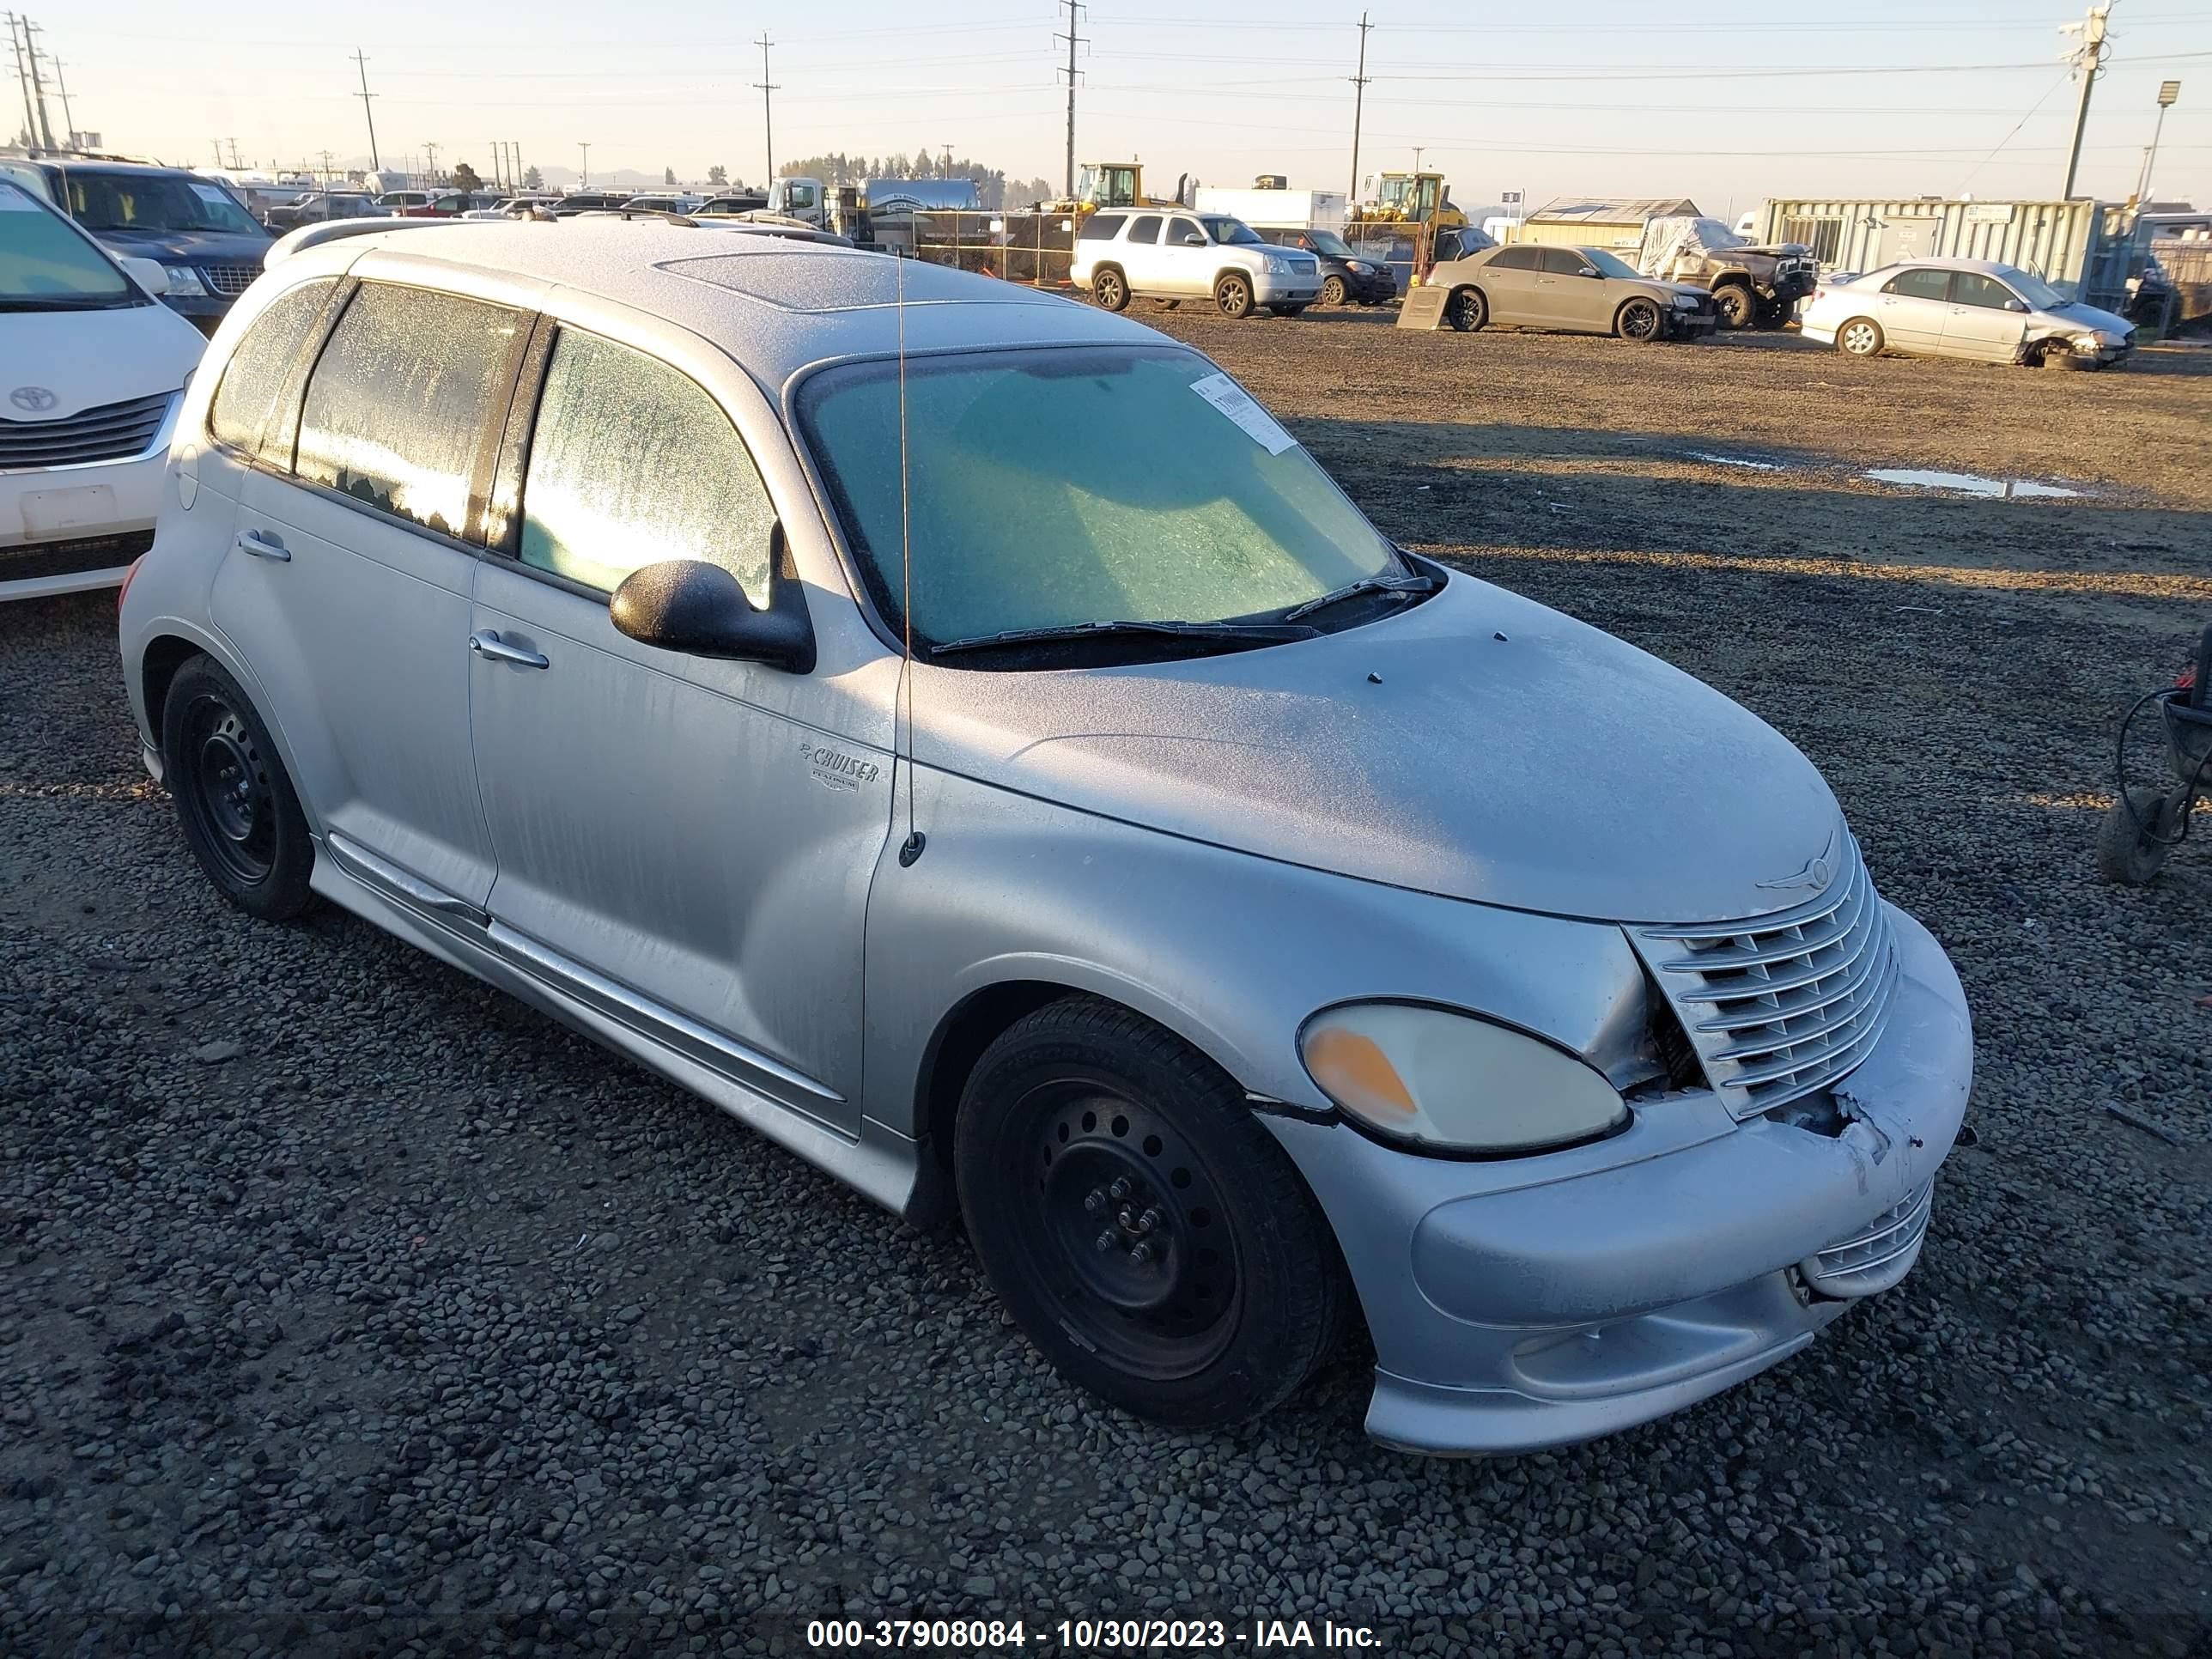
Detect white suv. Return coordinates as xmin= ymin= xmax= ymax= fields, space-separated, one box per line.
xmin=1 ymin=179 xmax=204 ymax=600
xmin=1072 ymin=210 xmax=1322 ymax=319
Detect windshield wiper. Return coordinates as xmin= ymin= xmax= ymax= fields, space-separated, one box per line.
xmin=0 ymin=295 xmax=131 ymax=312
xmin=931 ymin=617 xmax=1320 ymax=657
xmin=1279 ymin=568 xmax=1441 ymax=623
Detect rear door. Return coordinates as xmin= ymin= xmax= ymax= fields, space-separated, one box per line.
xmin=216 ymin=279 xmax=531 ymax=910
xmin=1475 ymin=246 xmax=1542 ymax=325
xmin=1941 ymin=270 xmax=2030 ymax=363
xmin=1874 ymin=267 xmax=1950 ymax=351
xmin=1121 ymin=213 xmax=1165 ymax=292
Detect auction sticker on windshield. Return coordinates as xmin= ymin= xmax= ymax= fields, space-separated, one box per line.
xmin=1188 ymin=371 xmax=1297 ymax=456
xmin=190 ymin=183 xmax=233 ymax=205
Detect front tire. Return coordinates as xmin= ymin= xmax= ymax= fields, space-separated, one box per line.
xmin=161 ymin=655 xmax=315 ymax=921
xmin=1444 ymin=285 xmax=1486 ymax=332
xmin=1615 ymin=297 xmax=1663 ymax=342
xmin=1214 ymin=272 xmax=1255 ymax=319
xmin=1321 ymin=275 xmax=1347 ymax=307
xmin=1091 ymin=266 xmax=1130 ymax=312
xmin=1712 ymin=284 xmax=1755 ymax=330
xmin=954 ymin=995 xmax=1349 ymax=1428
xmin=1838 ymin=317 xmax=1883 ymax=357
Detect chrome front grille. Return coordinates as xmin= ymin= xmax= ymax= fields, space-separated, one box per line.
xmin=0 ymin=391 xmax=173 ymax=471
xmin=1631 ymin=833 xmax=1899 ymax=1119
xmin=200 ymin=264 xmax=262 ymax=296
xmin=1801 ymin=1182 xmax=1932 ymax=1298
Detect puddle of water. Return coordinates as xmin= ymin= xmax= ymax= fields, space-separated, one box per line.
xmin=1865 ymin=468 xmax=2081 ymax=499
xmin=1689 ymin=452 xmax=1786 ymax=471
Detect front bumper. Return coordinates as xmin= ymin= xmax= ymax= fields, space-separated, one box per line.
xmin=1263 ymin=905 xmax=1972 ymax=1455
xmin=1337 ymin=267 xmax=1397 ymax=304
xmin=1666 ymin=307 xmax=1718 ymax=340
xmin=1 ymin=394 xmax=177 ymax=596
xmin=1253 ymin=272 xmax=1322 ymax=305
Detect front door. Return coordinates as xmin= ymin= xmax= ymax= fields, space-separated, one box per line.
xmin=1163 ymin=216 xmax=1208 ymax=295
xmin=1875 ymin=267 xmax=1950 ymax=351
xmin=1941 ymin=270 xmax=2031 ymax=363
xmin=213 ymin=279 xmax=527 ymax=910
xmin=466 ymin=321 xmax=887 ymax=1126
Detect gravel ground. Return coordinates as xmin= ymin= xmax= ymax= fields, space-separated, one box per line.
xmin=4 ymin=315 xmax=2210 ymax=1658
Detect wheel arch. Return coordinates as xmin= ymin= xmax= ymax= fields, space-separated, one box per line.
xmin=131 ymin=622 xmax=324 ymax=833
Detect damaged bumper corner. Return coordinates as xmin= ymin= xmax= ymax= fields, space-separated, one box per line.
xmin=1263 ymin=906 xmax=1974 ymax=1456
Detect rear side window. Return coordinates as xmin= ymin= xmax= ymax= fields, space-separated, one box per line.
xmin=1079 ymin=213 xmax=1126 ymax=241
xmin=516 ymin=328 xmax=775 ymax=604
xmin=1882 ymin=268 xmax=1951 ymax=301
xmin=1127 ymin=214 xmax=1164 ymax=244
xmin=1486 ymin=246 xmax=1540 ymax=270
xmin=295 ymin=283 xmax=524 ymax=538
xmin=208 ymin=280 xmax=336 ymax=461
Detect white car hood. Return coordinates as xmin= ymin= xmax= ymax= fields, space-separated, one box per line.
xmin=1 ymin=301 xmax=204 ymax=420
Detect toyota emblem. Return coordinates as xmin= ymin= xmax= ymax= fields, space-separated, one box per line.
xmin=9 ymin=386 xmax=58 ymax=413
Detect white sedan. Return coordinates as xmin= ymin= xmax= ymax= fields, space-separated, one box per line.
xmin=1 ymin=179 xmax=204 ymax=600
xmin=1801 ymin=258 xmax=2134 ymax=368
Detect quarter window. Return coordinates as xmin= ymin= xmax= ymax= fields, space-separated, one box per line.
xmin=1881 ymin=268 xmax=1952 ymax=301
xmin=208 ymin=280 xmax=336 ymax=462
xmin=1949 ymin=272 xmax=2017 ymax=310
xmin=295 ymin=283 xmax=524 ymax=538
xmin=517 ymin=329 xmax=775 ymax=604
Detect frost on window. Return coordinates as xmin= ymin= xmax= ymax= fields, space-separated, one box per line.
xmin=296 ymin=283 xmax=521 ymax=538
xmin=519 ymin=329 xmax=775 ymax=604
xmin=209 ymin=280 xmax=332 ymax=462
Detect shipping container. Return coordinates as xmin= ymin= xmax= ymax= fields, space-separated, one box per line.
xmin=1753 ymin=198 xmax=2131 ymax=305
xmin=1193 ymin=185 xmax=1348 ymax=231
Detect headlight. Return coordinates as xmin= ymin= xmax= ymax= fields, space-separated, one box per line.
xmin=1261 ymin=255 xmax=1288 ymax=274
xmin=2072 ymin=332 xmax=2104 ymax=351
xmin=161 ymin=264 xmax=210 ymax=297
xmin=1673 ymin=293 xmax=1700 ymax=307
xmin=1298 ymin=1003 xmax=1628 ymax=1154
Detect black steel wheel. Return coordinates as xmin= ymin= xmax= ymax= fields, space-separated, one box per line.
xmin=1713 ymin=284 xmax=1756 ymax=330
xmin=1616 ymin=297 xmax=1663 ymax=342
xmin=1320 ymin=275 xmax=1347 ymax=307
xmin=1215 ymin=272 xmax=1255 ymax=319
xmin=161 ymin=654 xmax=314 ymax=920
xmin=956 ymin=995 xmax=1350 ymax=1426
xmin=1445 ymin=285 xmax=1486 ymax=332
xmin=2096 ymin=787 xmax=2174 ymax=884
xmin=1091 ymin=266 xmax=1130 ymax=313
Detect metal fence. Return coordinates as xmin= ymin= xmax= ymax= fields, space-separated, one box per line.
xmin=1753 ymin=198 xmax=2127 ymax=305
xmin=2153 ymin=238 xmax=2212 ymax=325
xmin=873 ymin=209 xmax=1078 ymax=288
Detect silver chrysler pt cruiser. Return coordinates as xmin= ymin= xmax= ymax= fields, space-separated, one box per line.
xmin=118 ymin=222 xmax=1974 ymax=1454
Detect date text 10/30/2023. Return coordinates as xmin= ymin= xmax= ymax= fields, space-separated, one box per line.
xmin=805 ymin=1618 xmax=1384 ymax=1650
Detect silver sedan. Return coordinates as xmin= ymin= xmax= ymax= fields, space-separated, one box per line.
xmin=1801 ymin=257 xmax=2134 ymax=368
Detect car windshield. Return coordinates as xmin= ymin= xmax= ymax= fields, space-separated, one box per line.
xmin=799 ymin=346 xmax=1403 ymax=656
xmin=1993 ymin=264 xmax=2068 ymax=309
xmin=1305 ymin=229 xmax=1355 ymax=258
xmin=1581 ymin=247 xmax=1643 ymax=279
xmin=1200 ymin=216 xmax=1261 ymax=246
xmin=61 ymin=170 xmax=266 ymax=236
xmin=0 ymin=181 xmax=135 ymax=307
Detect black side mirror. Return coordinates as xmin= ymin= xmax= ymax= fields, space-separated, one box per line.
xmin=610 ymin=544 xmax=815 ymax=672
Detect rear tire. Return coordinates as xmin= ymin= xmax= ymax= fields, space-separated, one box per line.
xmin=1838 ymin=317 xmax=1883 ymax=357
xmin=1713 ymin=284 xmax=1755 ymax=330
xmin=2097 ymin=788 xmax=2174 ymax=884
xmin=1444 ymin=286 xmax=1486 ymax=332
xmin=1615 ymin=296 xmax=1663 ymax=342
xmin=1215 ymin=272 xmax=1255 ymax=319
xmin=1092 ymin=266 xmax=1130 ymax=313
xmin=161 ymin=655 xmax=314 ymax=921
xmin=1321 ymin=275 xmax=1347 ymax=307
xmin=954 ymin=994 xmax=1350 ymax=1428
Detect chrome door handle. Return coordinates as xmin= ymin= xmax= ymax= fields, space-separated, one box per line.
xmin=469 ymin=629 xmax=549 ymax=669
xmin=236 ymin=529 xmax=290 ymax=562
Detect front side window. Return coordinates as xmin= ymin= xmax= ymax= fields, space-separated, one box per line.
xmin=0 ymin=180 xmax=136 ymax=307
xmin=518 ymin=329 xmax=775 ymax=602
xmin=64 ymin=171 xmax=265 ymax=237
xmin=1579 ymin=248 xmax=1643 ymax=279
xmin=1949 ymin=271 xmax=2017 ymax=311
xmin=799 ymin=346 xmax=1400 ymax=653
xmin=1992 ymin=264 xmax=2067 ymax=309
xmin=295 ymin=283 xmax=523 ymax=538
xmin=1200 ymin=216 xmax=1260 ymax=246
xmin=1540 ymin=247 xmax=1591 ymax=275
xmin=1305 ymin=229 xmax=1354 ymax=259
xmin=1882 ymin=268 xmax=1951 ymax=301
xmin=209 ymin=280 xmax=337 ymax=459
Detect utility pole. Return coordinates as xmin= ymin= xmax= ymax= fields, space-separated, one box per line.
xmin=319 ymin=148 xmax=333 ymax=185
xmin=1055 ymin=0 xmax=1085 ymax=198
xmin=352 ymin=48 xmax=380 ymax=173
xmin=753 ymin=33 xmax=777 ymax=183
xmin=423 ymin=140 xmax=439 ymax=183
xmin=3 ymin=15 xmax=39 ymax=149
xmin=20 ymin=15 xmax=54 ymax=148
xmin=1348 ymin=10 xmax=1372 ymax=207
xmin=226 ymin=137 xmax=242 ymax=171
xmin=577 ymin=141 xmax=590 ymax=186
xmin=45 ymin=50 xmax=70 ymax=146
xmin=2060 ymin=4 xmax=2112 ymax=199
xmin=1412 ymin=145 xmax=1425 ymax=173
xmin=2136 ymin=79 xmax=2181 ymax=203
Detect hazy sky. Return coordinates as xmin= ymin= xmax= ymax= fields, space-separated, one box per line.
xmin=28 ymin=0 xmax=2212 ymax=210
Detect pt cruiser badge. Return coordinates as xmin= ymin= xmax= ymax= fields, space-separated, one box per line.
xmin=799 ymin=741 xmax=881 ymax=791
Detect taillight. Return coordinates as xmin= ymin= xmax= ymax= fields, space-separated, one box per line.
xmin=117 ymin=553 xmax=147 ymax=614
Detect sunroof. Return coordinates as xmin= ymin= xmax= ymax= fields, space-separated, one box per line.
xmin=659 ymin=250 xmax=1059 ymax=313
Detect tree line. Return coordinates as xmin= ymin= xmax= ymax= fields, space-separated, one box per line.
xmin=771 ymin=151 xmax=1058 ymax=211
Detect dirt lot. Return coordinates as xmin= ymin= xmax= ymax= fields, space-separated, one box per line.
xmin=4 ymin=315 xmax=2210 ymax=1657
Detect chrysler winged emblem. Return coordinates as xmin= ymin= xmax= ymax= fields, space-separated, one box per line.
xmin=9 ymin=386 xmax=58 ymax=413
xmin=1757 ymin=830 xmax=1839 ymax=893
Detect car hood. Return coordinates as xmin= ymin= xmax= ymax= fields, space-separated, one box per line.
xmin=911 ymin=573 xmax=1843 ymax=924
xmin=2036 ymin=301 xmax=2132 ymax=336
xmin=92 ymin=227 xmax=272 ymax=264
xmin=0 ymin=301 xmax=204 ymax=418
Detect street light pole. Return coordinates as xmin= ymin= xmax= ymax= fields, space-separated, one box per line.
xmin=2136 ymin=80 xmax=2182 ymax=204
xmin=578 ymin=142 xmax=590 ymax=188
